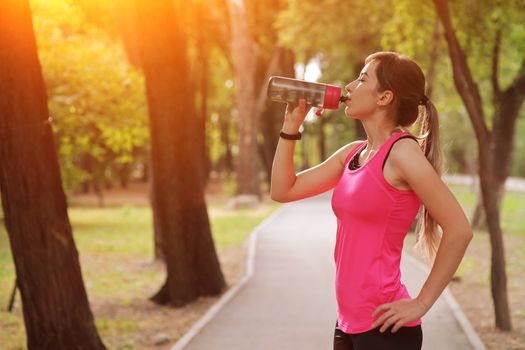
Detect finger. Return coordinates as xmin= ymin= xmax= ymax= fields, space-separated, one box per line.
xmin=295 ymin=100 xmax=304 ymax=113
xmin=372 ymin=303 xmax=388 ymax=318
xmin=380 ymin=322 xmax=392 ymax=333
xmin=299 ymin=98 xmax=306 ymax=109
xmin=380 ymin=315 xmax=402 ymax=333
xmin=391 ymin=320 xmax=404 ymax=333
xmin=372 ymin=309 xmax=392 ymax=328
xmin=379 ymin=317 xmax=395 ymax=333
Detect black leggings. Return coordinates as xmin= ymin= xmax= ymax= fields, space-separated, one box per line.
xmin=333 ymin=320 xmax=422 ymax=350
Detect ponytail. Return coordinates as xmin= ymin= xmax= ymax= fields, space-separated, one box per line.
xmin=412 ymin=98 xmax=444 ymax=266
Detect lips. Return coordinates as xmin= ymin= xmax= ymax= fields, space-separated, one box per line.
xmin=340 ymin=95 xmax=351 ymax=105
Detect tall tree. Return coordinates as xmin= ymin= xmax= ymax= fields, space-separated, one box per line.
xmin=0 ymin=1 xmax=105 ymax=348
xmin=227 ymin=0 xmax=261 ymax=198
xmin=247 ymin=0 xmax=297 ymax=184
xmin=123 ymin=0 xmax=226 ymax=305
xmin=432 ymin=0 xmax=525 ymax=331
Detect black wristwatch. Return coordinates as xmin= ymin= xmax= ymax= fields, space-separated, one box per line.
xmin=279 ymin=130 xmax=302 ymax=140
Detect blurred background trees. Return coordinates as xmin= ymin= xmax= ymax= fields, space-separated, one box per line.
xmin=26 ymin=0 xmax=525 ymax=200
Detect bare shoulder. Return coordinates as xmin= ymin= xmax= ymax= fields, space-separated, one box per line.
xmin=388 ymin=136 xmax=427 ymax=175
xmin=392 ymin=135 xmax=423 ymax=155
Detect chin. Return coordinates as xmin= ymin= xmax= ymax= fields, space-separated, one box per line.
xmin=345 ymin=107 xmax=368 ymax=121
xmin=344 ymin=108 xmax=358 ymax=119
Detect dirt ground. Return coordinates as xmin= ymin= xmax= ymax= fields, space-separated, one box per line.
xmin=88 ymin=243 xmax=248 ymax=349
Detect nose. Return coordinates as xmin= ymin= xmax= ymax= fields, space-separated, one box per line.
xmin=345 ymin=83 xmax=353 ymax=94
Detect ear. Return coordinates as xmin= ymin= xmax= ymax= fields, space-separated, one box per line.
xmin=377 ymin=90 xmax=394 ymax=106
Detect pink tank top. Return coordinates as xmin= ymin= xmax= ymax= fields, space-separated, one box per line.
xmin=331 ymin=131 xmax=423 ymax=334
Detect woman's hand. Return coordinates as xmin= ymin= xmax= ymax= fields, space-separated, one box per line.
xmin=282 ymin=98 xmax=311 ymax=132
xmin=370 ymin=298 xmax=429 ymax=333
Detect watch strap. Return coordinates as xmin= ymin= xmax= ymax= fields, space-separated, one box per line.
xmin=279 ymin=130 xmax=302 ymax=140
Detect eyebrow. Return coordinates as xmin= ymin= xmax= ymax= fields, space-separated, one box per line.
xmin=359 ymin=72 xmax=369 ymax=77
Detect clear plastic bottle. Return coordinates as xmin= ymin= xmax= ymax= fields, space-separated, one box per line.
xmin=267 ymin=76 xmax=348 ymax=110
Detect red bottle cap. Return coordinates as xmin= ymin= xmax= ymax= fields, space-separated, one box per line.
xmin=323 ymin=85 xmax=342 ymax=109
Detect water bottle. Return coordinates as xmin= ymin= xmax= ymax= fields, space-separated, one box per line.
xmin=267 ymin=76 xmax=348 ymax=116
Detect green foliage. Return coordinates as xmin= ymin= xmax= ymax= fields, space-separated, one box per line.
xmin=276 ymin=0 xmax=389 ymax=78
xmin=381 ymin=0 xmax=525 ymax=95
xmin=381 ymin=0 xmax=439 ymax=60
xmin=30 ymin=0 xmax=148 ymax=190
xmin=450 ymin=0 xmax=525 ymax=89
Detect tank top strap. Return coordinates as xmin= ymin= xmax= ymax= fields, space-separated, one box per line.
xmin=343 ymin=140 xmax=367 ymax=167
xmin=368 ymin=131 xmax=419 ymax=173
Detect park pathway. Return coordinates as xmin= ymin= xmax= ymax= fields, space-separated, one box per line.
xmin=174 ymin=191 xmax=485 ymax=350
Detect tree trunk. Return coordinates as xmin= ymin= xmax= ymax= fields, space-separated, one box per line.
xmin=196 ymin=2 xmax=211 ymax=187
xmin=433 ymin=0 xmax=516 ymax=331
xmin=126 ymin=0 xmax=226 ymax=305
xmin=471 ymin=188 xmax=488 ymax=231
xmin=477 ymin=149 xmax=511 ymax=331
xmin=0 ymin=1 xmax=106 ymax=348
xmin=471 ymin=183 xmax=504 ymax=231
xmin=471 ymin=51 xmax=525 ymax=230
xmin=118 ymin=163 xmax=130 ymax=189
xmin=218 ymin=112 xmax=234 ymax=174
xmin=260 ymin=48 xmax=295 ymax=185
xmin=228 ymin=0 xmax=260 ymax=197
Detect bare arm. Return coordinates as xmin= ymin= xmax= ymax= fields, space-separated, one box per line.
xmin=270 ymin=99 xmax=360 ymax=202
xmin=391 ymin=139 xmax=474 ymax=311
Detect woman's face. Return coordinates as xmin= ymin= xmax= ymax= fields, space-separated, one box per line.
xmin=343 ymin=60 xmax=384 ymax=119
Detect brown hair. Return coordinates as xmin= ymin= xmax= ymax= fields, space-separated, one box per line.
xmin=365 ymin=51 xmax=443 ymax=265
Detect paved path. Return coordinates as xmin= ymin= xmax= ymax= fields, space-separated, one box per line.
xmin=176 ymin=191 xmax=485 ymax=350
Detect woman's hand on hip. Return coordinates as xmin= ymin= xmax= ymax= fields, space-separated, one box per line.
xmin=370 ymin=298 xmax=429 ymax=333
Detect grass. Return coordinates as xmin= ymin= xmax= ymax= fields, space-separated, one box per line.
xmin=446 ymin=183 xmax=525 ymax=236
xmin=0 ymin=199 xmax=280 ymax=349
xmin=438 ymin=183 xmax=525 ymax=283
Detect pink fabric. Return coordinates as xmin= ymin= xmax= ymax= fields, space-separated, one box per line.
xmin=331 ymin=131 xmax=423 ymax=334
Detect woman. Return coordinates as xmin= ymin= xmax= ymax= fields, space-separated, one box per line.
xmin=270 ymin=51 xmax=473 ymax=350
